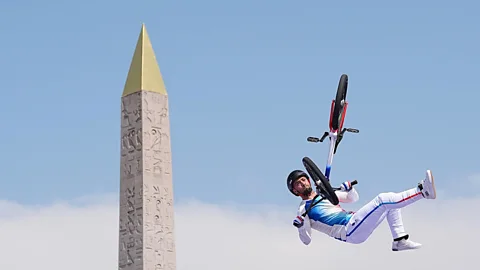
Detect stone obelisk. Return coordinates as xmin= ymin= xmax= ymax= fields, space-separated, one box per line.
xmin=118 ymin=24 xmax=176 ymax=270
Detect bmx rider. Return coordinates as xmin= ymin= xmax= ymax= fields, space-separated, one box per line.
xmin=287 ymin=169 xmax=437 ymax=251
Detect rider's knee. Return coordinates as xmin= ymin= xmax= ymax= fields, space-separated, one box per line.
xmin=375 ymin=192 xmax=396 ymax=205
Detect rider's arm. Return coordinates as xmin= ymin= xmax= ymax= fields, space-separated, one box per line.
xmin=335 ymin=187 xmax=359 ymax=203
xmin=296 ymin=205 xmax=312 ymax=245
xmin=298 ymin=214 xmax=312 ymax=245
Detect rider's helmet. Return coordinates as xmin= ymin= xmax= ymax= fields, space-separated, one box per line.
xmin=287 ymin=169 xmax=309 ymax=196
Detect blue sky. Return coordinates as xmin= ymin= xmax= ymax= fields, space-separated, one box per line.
xmin=1 ymin=0 xmax=479 ymax=208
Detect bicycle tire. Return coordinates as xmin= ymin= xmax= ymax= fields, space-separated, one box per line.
xmin=331 ymin=74 xmax=348 ymax=131
xmin=301 ymin=156 xmax=339 ymax=205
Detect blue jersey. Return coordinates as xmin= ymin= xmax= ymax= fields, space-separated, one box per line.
xmin=305 ymin=196 xmax=353 ymax=226
xmin=295 ymin=188 xmax=359 ymax=245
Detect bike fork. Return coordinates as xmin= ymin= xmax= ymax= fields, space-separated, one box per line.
xmin=325 ymin=131 xmax=337 ymax=179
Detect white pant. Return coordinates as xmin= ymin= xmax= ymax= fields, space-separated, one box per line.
xmin=345 ymin=187 xmax=424 ymax=244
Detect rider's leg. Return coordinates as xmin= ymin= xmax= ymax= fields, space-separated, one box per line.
xmin=386 ymin=209 xmax=406 ymax=239
xmin=386 ymin=208 xmax=422 ymax=251
xmin=344 ymin=170 xmax=436 ymax=247
xmin=345 ymin=186 xmax=423 ymax=244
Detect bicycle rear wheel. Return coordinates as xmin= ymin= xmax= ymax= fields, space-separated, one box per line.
xmin=330 ymin=74 xmax=348 ymax=131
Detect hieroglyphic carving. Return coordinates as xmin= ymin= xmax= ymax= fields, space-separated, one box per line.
xmin=119 ymin=91 xmax=176 ymax=270
xmin=142 ymin=91 xmax=176 ymax=270
xmin=121 ymin=93 xmax=142 ymax=128
xmin=119 ymin=92 xmax=145 ymax=270
xmin=121 ymin=128 xmax=143 ymax=156
xmin=143 ymin=92 xmax=168 ymax=126
xmin=143 ymin=128 xmax=171 ymax=180
xmin=118 ymin=182 xmax=144 ymax=269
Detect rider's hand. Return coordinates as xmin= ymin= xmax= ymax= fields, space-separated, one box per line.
xmin=340 ymin=181 xmax=353 ymax=192
xmin=293 ymin=215 xmax=304 ymax=228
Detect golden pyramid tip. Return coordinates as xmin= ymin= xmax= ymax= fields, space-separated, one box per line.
xmin=122 ymin=24 xmax=167 ymax=97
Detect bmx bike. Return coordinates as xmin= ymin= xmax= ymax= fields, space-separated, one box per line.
xmin=302 ymin=74 xmax=359 ymax=207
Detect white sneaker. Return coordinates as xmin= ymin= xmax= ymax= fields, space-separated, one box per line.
xmin=392 ymin=239 xmax=422 ymax=251
xmin=420 ymin=169 xmax=436 ymax=199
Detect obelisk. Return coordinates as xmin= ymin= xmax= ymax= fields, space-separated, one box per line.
xmin=118 ymin=24 xmax=176 ymax=270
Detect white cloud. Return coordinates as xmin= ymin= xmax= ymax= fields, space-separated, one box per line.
xmin=0 ymin=193 xmax=478 ymax=270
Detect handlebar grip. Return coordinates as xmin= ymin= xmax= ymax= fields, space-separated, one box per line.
xmin=333 ymin=180 xmax=359 ymax=191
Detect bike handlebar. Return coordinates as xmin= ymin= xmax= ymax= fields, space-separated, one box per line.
xmin=332 ymin=180 xmax=358 ymax=191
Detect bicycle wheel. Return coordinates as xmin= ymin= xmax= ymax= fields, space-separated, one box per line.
xmin=331 ymin=74 xmax=348 ymax=131
xmin=301 ymin=156 xmax=339 ymax=205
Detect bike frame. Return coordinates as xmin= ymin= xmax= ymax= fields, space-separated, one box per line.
xmin=324 ymin=131 xmax=338 ymax=179
xmin=306 ymin=99 xmax=358 ymax=183
xmin=324 ymin=99 xmax=348 ymax=179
